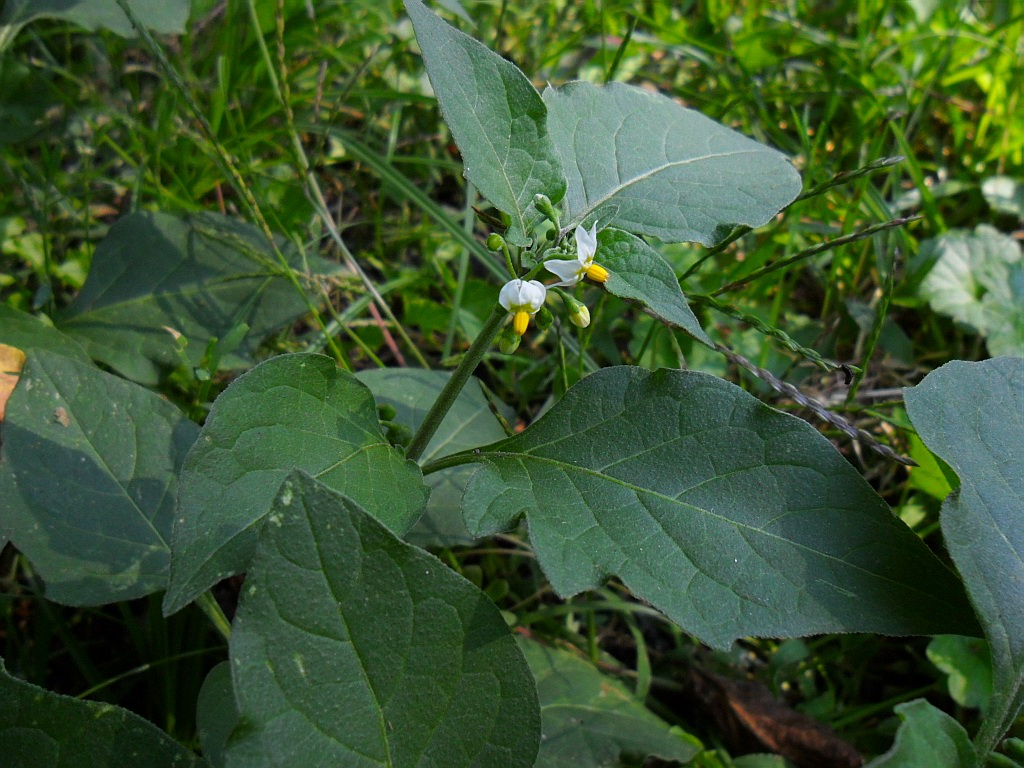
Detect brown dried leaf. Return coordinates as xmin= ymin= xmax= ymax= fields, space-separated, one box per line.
xmin=685 ymin=667 xmax=862 ymax=768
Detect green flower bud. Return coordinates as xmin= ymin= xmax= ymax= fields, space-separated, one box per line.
xmin=486 ymin=233 xmax=505 ymax=251
xmin=535 ymin=306 xmax=554 ymax=330
xmin=498 ymin=325 xmax=521 ymax=355
xmin=532 ymin=193 xmax=561 ymax=229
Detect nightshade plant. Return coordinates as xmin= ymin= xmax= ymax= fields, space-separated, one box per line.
xmin=1 ymin=1 xmax=1022 ymax=767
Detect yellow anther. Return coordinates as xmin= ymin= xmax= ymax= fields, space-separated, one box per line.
xmin=585 ymin=263 xmax=609 ymax=283
xmin=513 ymin=310 xmax=530 ymax=336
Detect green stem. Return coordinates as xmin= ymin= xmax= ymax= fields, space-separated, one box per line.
xmin=405 ymin=305 xmax=507 ymax=462
xmin=195 ymin=590 xmax=232 ymax=642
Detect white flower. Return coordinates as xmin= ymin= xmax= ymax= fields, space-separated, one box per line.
xmin=498 ymin=279 xmax=547 ymax=335
xmin=544 ymin=223 xmax=609 ymax=287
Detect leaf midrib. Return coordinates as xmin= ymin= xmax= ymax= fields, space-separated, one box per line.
xmin=478 ymin=449 xmax=942 ymax=594
xmin=569 ymin=149 xmax=764 ymax=228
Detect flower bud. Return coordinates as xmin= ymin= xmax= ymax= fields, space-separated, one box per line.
xmin=532 ymin=193 xmax=561 ymax=228
xmin=562 ymin=294 xmax=591 ymax=328
xmin=498 ymin=326 xmax=521 ymax=354
xmin=486 ymin=233 xmax=505 ymax=251
xmin=535 ymin=306 xmax=554 ymax=331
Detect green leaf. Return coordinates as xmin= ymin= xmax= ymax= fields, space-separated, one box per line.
xmin=0 ymin=0 xmax=190 ymax=37
xmin=733 ymin=757 xmax=795 ymax=768
xmin=906 ymin=431 xmax=957 ymax=501
xmin=196 ymin=662 xmax=237 ymax=768
xmin=356 ymin=368 xmax=510 ymax=547
xmin=918 ymin=226 xmax=1024 ymax=358
xmin=404 ymin=0 xmax=565 ymax=246
xmin=0 ymin=308 xmax=80 ymax=551
xmin=905 ymin=357 xmax=1024 ymax=757
xmin=462 ymin=366 xmax=978 ymax=650
xmin=163 ymin=353 xmax=428 ymax=615
xmin=989 ymin=739 xmax=1024 ymax=768
xmin=597 ymin=227 xmax=712 ymax=346
xmin=864 ymin=699 xmax=977 ymax=768
xmin=0 ymin=305 xmax=91 ymax=363
xmin=982 ymin=176 xmax=1024 ymax=219
xmin=2 ymin=351 xmax=198 ymax=606
xmin=223 ymin=470 xmax=539 ymax=768
xmin=518 ymin=638 xmax=700 ymax=767
xmin=542 ymin=81 xmax=802 ymax=244
xmin=0 ymin=656 xmax=203 ymax=767
xmin=57 ymin=211 xmax=335 ymax=385
xmin=927 ymin=636 xmax=993 ymax=712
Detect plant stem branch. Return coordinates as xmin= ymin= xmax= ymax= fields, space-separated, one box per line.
xmin=195 ymin=590 xmax=232 ymax=641
xmin=405 ymin=305 xmax=507 ymax=462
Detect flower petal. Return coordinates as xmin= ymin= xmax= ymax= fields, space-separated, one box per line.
xmin=575 ymin=223 xmax=598 ymax=263
xmin=544 ymin=258 xmax=584 ymax=286
xmin=498 ymin=279 xmax=524 ymax=311
xmin=522 ymin=280 xmax=548 ymax=312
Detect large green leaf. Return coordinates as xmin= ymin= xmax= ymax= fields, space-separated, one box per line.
xmin=462 ymin=366 xmax=978 ymax=650
xmin=918 ymin=226 xmax=1024 ymax=358
xmin=2 ymin=351 xmax=197 ymax=606
xmin=163 ymin=353 xmax=428 ymax=615
xmin=0 ymin=0 xmax=190 ymax=37
xmin=357 ymin=368 xmax=510 ymax=546
xmin=905 ymin=357 xmax=1024 ymax=757
xmin=597 ymin=228 xmax=712 ymax=346
xmin=57 ymin=211 xmax=335 ymax=385
xmin=518 ymin=638 xmax=700 ymax=767
xmin=0 ymin=305 xmax=91 ymax=363
xmin=223 ymin=470 xmax=539 ymax=767
xmin=0 ymin=657 xmax=203 ymax=767
xmin=405 ymin=0 xmax=565 ymax=246
xmin=542 ymin=81 xmax=802 ymax=244
xmin=864 ymin=699 xmax=977 ymax=768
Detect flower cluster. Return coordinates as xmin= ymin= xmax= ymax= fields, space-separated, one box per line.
xmin=497 ymin=224 xmax=609 ymax=338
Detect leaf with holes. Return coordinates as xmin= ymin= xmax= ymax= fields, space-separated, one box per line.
xmin=462 ymin=366 xmax=978 ymax=650
xmin=223 ymin=470 xmax=539 ymax=767
xmin=163 ymin=353 xmax=428 ymax=615
xmin=543 ymin=81 xmax=801 ymax=244
xmin=1 ymin=351 xmax=197 ymax=606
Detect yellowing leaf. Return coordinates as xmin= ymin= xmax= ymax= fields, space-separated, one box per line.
xmin=0 ymin=344 xmax=26 ymax=422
